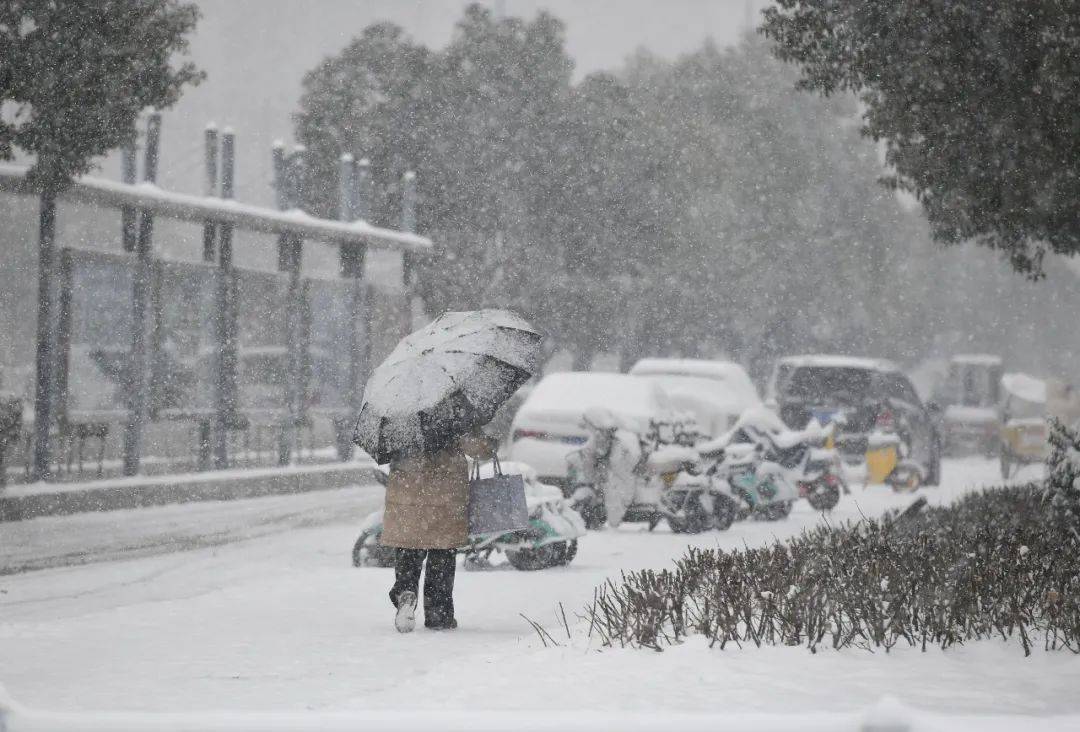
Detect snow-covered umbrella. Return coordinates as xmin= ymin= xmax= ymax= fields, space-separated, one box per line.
xmin=353 ymin=309 xmax=542 ymax=464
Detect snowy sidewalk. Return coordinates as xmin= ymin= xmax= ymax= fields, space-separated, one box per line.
xmin=0 ymin=461 xmax=380 ymax=522
xmin=0 ymin=485 xmax=384 ymax=574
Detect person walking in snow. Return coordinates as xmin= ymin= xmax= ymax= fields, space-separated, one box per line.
xmin=351 ymin=309 xmax=542 ymax=631
xmin=382 ymin=428 xmax=496 ymax=632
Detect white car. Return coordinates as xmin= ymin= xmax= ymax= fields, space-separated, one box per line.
xmin=508 ymin=372 xmax=676 ymax=486
xmin=628 ymin=358 xmax=761 ymax=437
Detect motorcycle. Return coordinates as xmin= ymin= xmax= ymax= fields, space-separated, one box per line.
xmin=710 ymin=442 xmax=798 ymax=521
xmin=352 ymin=461 xmax=587 ymax=571
xmin=689 ymin=406 xmax=830 ymax=522
xmin=648 ymin=444 xmax=740 ymax=533
xmin=796 ymin=445 xmax=844 ymax=511
xmin=867 ymin=429 xmax=929 ymax=493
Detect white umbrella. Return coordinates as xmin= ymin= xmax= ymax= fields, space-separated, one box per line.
xmin=353 ymin=309 xmax=542 ymax=464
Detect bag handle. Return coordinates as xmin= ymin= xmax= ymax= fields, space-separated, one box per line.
xmin=469 ymin=454 xmax=502 ymax=482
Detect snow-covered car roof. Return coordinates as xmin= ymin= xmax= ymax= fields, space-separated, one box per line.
xmin=512 ymin=372 xmax=673 ymax=432
xmin=630 ymin=358 xmax=748 ymax=382
xmin=775 ymin=354 xmax=902 ymax=373
xmin=951 ymin=353 xmax=1003 ymax=366
xmin=629 ymin=359 xmax=760 ymax=414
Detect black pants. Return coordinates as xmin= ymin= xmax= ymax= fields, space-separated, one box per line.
xmin=389 ymin=548 xmax=457 ymax=626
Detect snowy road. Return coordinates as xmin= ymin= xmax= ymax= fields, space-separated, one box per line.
xmin=2 ymin=458 xmax=1077 ymax=723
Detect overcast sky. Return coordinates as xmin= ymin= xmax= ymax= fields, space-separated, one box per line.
xmin=145 ymin=0 xmax=764 ymax=206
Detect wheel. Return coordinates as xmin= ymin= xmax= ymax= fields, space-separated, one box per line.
xmin=667 ymin=494 xmax=710 ymax=533
xmin=577 ymin=500 xmax=607 ymax=530
xmin=888 ymin=462 xmax=923 ymax=493
xmin=352 ymin=530 xmax=395 ymax=568
xmin=556 ymin=540 xmax=578 ymax=566
xmin=462 ymin=546 xmax=496 ymax=571
xmin=506 ymin=543 xmax=562 ymax=571
xmin=712 ymin=494 xmax=738 ymax=530
xmin=806 ymin=480 xmax=840 ymax=511
xmin=760 ymin=500 xmax=793 ymax=521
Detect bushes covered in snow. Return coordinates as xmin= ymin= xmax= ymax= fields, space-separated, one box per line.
xmin=587 ymin=461 xmax=1080 ymax=655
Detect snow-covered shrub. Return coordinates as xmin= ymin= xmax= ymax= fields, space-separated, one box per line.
xmin=586 ymin=486 xmax=1080 ymax=655
xmin=1046 ymin=419 xmax=1080 ymax=541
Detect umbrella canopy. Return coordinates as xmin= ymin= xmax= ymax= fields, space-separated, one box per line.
xmin=354 ymin=309 xmax=542 ymax=464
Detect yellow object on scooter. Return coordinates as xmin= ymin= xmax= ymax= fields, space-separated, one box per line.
xmin=865 ymin=444 xmax=899 ymax=484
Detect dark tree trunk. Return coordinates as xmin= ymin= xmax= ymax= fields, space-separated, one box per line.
xmin=31 ymin=191 xmax=57 ymax=480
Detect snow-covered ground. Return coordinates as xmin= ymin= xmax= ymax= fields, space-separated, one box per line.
xmin=2 ymin=458 xmax=1076 ymax=728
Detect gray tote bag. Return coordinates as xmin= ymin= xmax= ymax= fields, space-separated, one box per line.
xmin=467 ymin=456 xmax=529 ymax=536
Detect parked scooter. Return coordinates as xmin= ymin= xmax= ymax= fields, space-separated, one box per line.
xmin=689 ymin=406 xmax=834 ymax=522
xmin=709 ymin=441 xmax=799 ymax=521
xmin=796 ymin=446 xmax=845 ymax=511
xmin=352 ymin=462 xmax=586 ymax=571
xmin=565 ymin=408 xmax=642 ymax=529
xmin=566 ymin=408 xmax=703 ymax=530
xmin=648 ymin=445 xmax=740 ymax=533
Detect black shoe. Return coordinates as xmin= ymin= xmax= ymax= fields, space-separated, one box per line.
xmin=425 ymin=617 xmax=458 ymax=631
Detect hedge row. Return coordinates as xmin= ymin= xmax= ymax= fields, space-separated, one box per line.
xmin=585 ymin=424 xmax=1080 ymax=655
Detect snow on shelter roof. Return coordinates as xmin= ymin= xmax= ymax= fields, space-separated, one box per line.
xmin=1002 ymin=372 xmax=1046 ymax=403
xmin=775 ymin=354 xmax=901 ymax=373
xmin=0 ymin=163 xmax=431 ymax=251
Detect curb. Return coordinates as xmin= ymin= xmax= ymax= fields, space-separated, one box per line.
xmin=0 ymin=463 xmax=382 ymax=522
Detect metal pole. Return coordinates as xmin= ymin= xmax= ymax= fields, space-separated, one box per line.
xmin=202 ymin=123 xmax=219 ymax=263
xmin=401 ymin=170 xmax=417 ymax=234
xmin=339 ymin=153 xmax=355 ymax=222
xmin=280 ymin=148 xmax=305 ymax=465
xmin=221 ymin=129 xmax=235 ymax=206
xmin=121 ymin=143 xmax=137 ymax=252
xmin=400 ymin=170 xmax=421 ymax=328
xmin=200 ymin=123 xmax=220 ymax=469
xmin=272 ymin=140 xmax=287 ymax=210
xmin=353 ymin=158 xmax=373 ymax=390
xmin=339 ymin=154 xmax=367 ymax=433
xmin=30 ymin=189 xmax=57 ymax=480
xmin=212 ymin=128 xmax=237 ymax=470
xmin=200 ymin=120 xmax=219 ymax=466
xmin=401 ymin=170 xmax=417 ymax=286
xmin=123 ymin=110 xmax=161 ymax=476
xmin=54 ymin=250 xmax=74 ymax=433
xmin=271 ymin=142 xmax=290 ymax=464
xmin=354 ymin=158 xmax=371 ymax=222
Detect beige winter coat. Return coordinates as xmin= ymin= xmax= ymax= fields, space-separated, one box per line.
xmin=381 ymin=434 xmax=496 ymax=550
